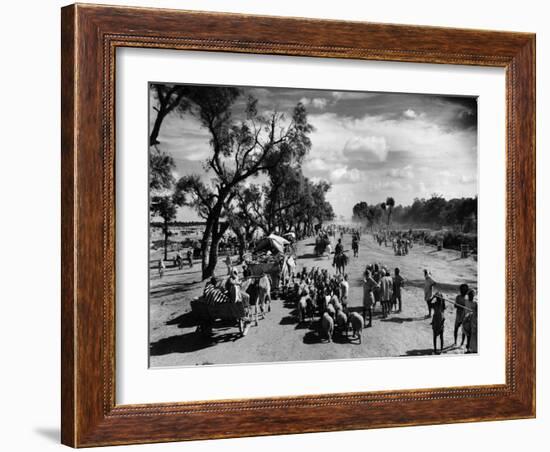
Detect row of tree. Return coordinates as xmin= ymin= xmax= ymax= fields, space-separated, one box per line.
xmin=352 ymin=195 xmax=477 ymax=232
xmin=352 ymin=197 xmax=395 ymax=227
xmin=149 ymin=85 xmax=334 ymax=279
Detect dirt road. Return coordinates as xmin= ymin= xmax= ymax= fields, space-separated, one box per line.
xmin=149 ymin=233 xmax=477 ymax=367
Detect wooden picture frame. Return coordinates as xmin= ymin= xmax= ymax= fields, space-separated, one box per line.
xmin=61 ymin=3 xmax=536 ymax=447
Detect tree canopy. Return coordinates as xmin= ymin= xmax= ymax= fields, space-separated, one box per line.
xmin=170 ymin=87 xmax=319 ymax=278
xmin=352 ymin=195 xmax=477 ymax=232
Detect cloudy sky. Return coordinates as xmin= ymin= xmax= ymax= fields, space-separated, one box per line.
xmin=150 ymin=85 xmax=478 ymax=221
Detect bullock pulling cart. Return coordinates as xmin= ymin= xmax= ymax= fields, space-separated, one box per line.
xmin=191 ymin=285 xmax=252 ymax=337
xmin=246 ymin=233 xmax=296 ymax=296
xmin=314 ymin=233 xmax=331 ymax=257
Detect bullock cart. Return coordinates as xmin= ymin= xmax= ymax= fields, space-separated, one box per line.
xmin=190 ymin=296 xmax=252 ymax=337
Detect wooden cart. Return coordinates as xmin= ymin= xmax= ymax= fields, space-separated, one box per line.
xmin=190 ymin=297 xmax=251 ymax=337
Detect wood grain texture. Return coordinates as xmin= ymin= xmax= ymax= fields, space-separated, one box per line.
xmin=60 ymin=3 xmax=536 ymax=447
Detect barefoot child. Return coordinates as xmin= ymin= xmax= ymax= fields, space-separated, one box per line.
xmin=158 ymin=259 xmax=165 ymax=279
xmin=429 ymin=292 xmax=446 ymax=354
xmin=454 ymin=284 xmax=469 ymax=346
xmin=462 ymin=289 xmax=478 ymax=353
xmin=362 ymin=270 xmax=378 ymax=327
xmin=423 ymin=269 xmax=437 ymax=317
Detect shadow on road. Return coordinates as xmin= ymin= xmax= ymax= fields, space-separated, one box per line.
xmin=301 ymin=320 xmax=356 ymax=344
xmin=403 ymin=347 xmax=436 ymax=356
xmin=151 ymin=281 xmax=201 ymax=298
xmin=303 ymin=330 xmax=324 ymax=344
xmin=166 ymin=311 xmax=197 ymax=328
xmin=298 ymin=253 xmax=325 ymax=259
xmin=150 ymin=329 xmax=243 ymax=356
xmin=381 ymin=315 xmax=426 ymax=324
xmin=405 ymin=279 xmax=476 ymax=292
xmin=403 ymin=345 xmax=456 ymax=356
xmin=279 ymin=315 xmax=298 ymax=325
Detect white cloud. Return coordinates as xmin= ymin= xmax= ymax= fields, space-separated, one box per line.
xmin=312 ymin=98 xmax=328 ymax=109
xmin=300 ymin=97 xmax=328 ymax=109
xmin=183 ymin=146 xmax=211 ymax=161
xmin=387 ymin=165 xmax=414 ymax=179
xmin=343 ymin=136 xmax=388 ymax=162
xmin=330 ymin=166 xmax=362 ymax=184
xmin=460 ymin=175 xmax=476 ymax=184
xmin=304 ymin=158 xmax=331 ymax=172
xmin=331 ymin=92 xmax=378 ymax=101
xmin=403 ymin=108 xmax=418 ymax=119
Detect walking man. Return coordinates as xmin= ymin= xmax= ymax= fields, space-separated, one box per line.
xmin=392 ymin=267 xmax=405 ymax=312
xmin=225 ymin=254 xmax=232 ymax=276
xmin=424 ymin=269 xmax=437 ymax=317
xmin=339 ymin=274 xmax=350 ymax=311
xmin=158 ymin=259 xmax=165 ymax=279
xmin=363 ymin=270 xmax=378 ymax=327
xmin=379 ymin=269 xmax=393 ymax=317
xmin=429 ymin=292 xmax=446 ymax=354
xmin=454 ymin=283 xmax=469 ymax=347
xmin=352 ymin=235 xmax=359 ymax=257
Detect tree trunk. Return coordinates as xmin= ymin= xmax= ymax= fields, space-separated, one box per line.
xmin=201 ymin=199 xmax=226 ymax=280
xmin=204 ymin=224 xmax=222 ymax=279
xmin=149 ymin=108 xmax=168 ymax=146
xmin=238 ymin=235 xmax=246 ymax=262
xmin=200 ymin=217 xmax=215 ymax=277
xmin=163 ymin=217 xmax=169 ymax=261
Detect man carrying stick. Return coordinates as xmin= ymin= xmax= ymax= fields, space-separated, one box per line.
xmin=423 ymin=269 xmax=437 ymax=317
xmin=392 ymin=268 xmax=405 ymax=313
xmin=428 ymin=292 xmax=446 ymax=354
xmin=454 ymin=283 xmax=469 ymax=347
xmin=380 ymin=269 xmax=393 ymax=317
xmin=363 ymin=270 xmax=378 ymax=328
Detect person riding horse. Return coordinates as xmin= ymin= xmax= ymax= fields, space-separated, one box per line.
xmin=352 ymin=235 xmax=359 ymax=257
xmin=333 ymin=239 xmax=343 ymax=263
xmin=332 ymin=238 xmax=348 ymax=275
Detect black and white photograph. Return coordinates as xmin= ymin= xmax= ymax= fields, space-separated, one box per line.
xmin=148 ymin=83 xmax=479 ymax=367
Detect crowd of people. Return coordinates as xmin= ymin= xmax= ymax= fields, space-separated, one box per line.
xmin=374 ymin=229 xmax=414 ymax=256
xmin=186 ymin=225 xmax=479 ymax=355
xmin=283 ymin=255 xmax=478 ymax=354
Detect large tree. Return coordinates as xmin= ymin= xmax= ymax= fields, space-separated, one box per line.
xmin=225 ymin=185 xmax=263 ymax=260
xmin=149 ymin=145 xmax=175 ymax=191
xmin=353 ymin=195 xmax=477 ymax=230
xmin=149 ymin=145 xmax=182 ymax=260
xmin=175 ymin=88 xmax=313 ymax=279
xmin=352 ymin=201 xmax=370 ymax=222
xmin=385 ymin=196 xmax=396 ymax=226
xmin=149 ymin=84 xmax=191 ymax=146
xmin=150 ymin=191 xmax=185 ymax=261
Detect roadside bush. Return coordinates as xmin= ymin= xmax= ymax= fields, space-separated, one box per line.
xmin=420 ymin=229 xmax=477 ymax=253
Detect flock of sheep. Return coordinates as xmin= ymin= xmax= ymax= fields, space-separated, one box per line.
xmin=286 ymin=270 xmax=365 ymax=343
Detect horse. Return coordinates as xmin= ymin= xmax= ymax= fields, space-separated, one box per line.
xmin=333 ymin=252 xmax=348 ymax=275
xmin=242 ymin=276 xmax=269 ymax=326
xmin=257 ymin=274 xmax=272 ymax=316
xmin=352 ymin=239 xmax=359 ymax=257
